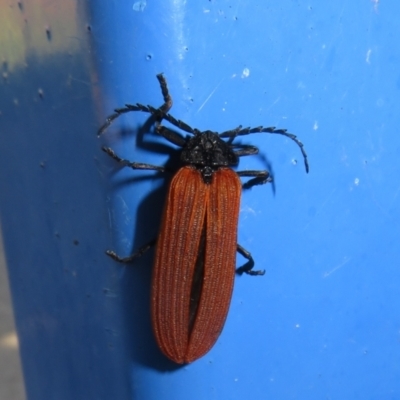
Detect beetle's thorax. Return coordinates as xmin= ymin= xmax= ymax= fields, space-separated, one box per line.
xmin=180 ymin=131 xmax=238 ymax=184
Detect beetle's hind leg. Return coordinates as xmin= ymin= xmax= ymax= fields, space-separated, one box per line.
xmin=106 ymin=239 xmax=157 ymax=263
xmin=236 ymin=244 xmax=265 ymax=276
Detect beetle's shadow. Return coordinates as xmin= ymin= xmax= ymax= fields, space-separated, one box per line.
xmin=104 ymin=116 xmax=186 ymax=371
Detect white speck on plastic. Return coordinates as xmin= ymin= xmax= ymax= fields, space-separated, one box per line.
xmin=354 ymin=178 xmax=360 ymax=186
xmin=313 ymin=121 xmax=318 ymax=130
xmin=240 ymin=205 xmax=257 ymax=216
xmin=366 ymin=49 xmax=372 ymax=64
xmin=241 ymin=68 xmax=250 ymax=78
xmin=371 ymin=0 xmax=379 ymax=12
xmin=133 ymin=1 xmax=146 ymax=11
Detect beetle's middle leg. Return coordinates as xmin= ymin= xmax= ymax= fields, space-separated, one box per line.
xmin=237 ymin=170 xmax=272 ymax=189
xmin=236 ymin=244 xmax=265 ymax=276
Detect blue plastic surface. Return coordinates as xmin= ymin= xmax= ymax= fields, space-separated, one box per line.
xmin=1 ymin=0 xmax=400 ymax=399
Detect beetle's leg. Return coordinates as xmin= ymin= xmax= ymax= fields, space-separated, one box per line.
xmin=161 ymin=113 xmax=197 ymax=135
xmin=106 ymin=239 xmax=157 ymax=263
xmin=155 ymin=125 xmax=188 ymax=147
xmin=141 ymin=105 xmax=196 ymax=136
xmin=102 ymin=146 xmax=166 ymax=172
xmin=233 ymin=145 xmax=259 ymax=157
xmin=154 ymin=74 xmax=199 ymax=135
xmin=236 ymin=244 xmax=265 ymax=276
xmin=155 ymin=74 xmax=196 ymax=136
xmin=237 ymin=170 xmax=272 ymax=189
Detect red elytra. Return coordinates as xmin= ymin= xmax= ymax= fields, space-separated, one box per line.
xmin=151 ymin=166 xmax=241 ymax=363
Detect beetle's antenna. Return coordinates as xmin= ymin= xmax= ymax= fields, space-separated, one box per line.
xmin=220 ymin=126 xmax=309 ymax=173
xmin=97 ymin=103 xmax=152 ymax=137
xmin=98 ymin=75 xmax=173 ymax=137
xmin=219 ymin=126 xmax=243 ymax=145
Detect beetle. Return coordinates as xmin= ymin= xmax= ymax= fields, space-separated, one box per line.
xmin=99 ymin=74 xmax=309 ymax=364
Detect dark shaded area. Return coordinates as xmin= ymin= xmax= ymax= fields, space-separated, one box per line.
xmin=0 ymin=50 xmax=137 ymax=398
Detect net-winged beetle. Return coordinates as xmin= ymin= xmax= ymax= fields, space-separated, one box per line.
xmin=99 ymin=74 xmax=308 ymax=364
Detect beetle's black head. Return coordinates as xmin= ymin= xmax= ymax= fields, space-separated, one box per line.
xmin=181 ymin=131 xmax=239 ymax=184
